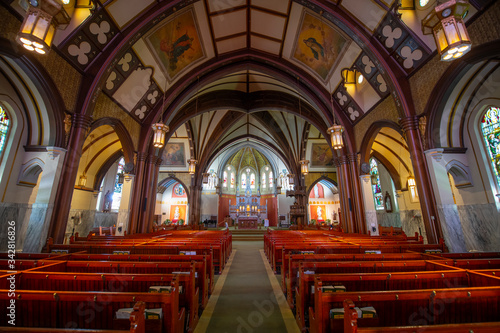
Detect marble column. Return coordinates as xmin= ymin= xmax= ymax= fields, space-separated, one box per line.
xmin=349 ymin=153 xmax=365 ymax=234
xmin=400 ymin=116 xmax=442 ymax=244
xmin=21 ymin=147 xmax=66 ymax=252
xmin=49 ymin=114 xmax=92 ymax=244
xmin=359 ymin=175 xmax=379 ymax=236
xmin=425 ymin=149 xmax=467 ymax=252
xmin=128 ymin=152 xmax=147 ymax=234
xmin=116 ymin=174 xmax=135 ymax=236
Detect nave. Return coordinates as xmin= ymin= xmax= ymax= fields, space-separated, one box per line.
xmin=2 ymin=227 xmax=500 ymax=332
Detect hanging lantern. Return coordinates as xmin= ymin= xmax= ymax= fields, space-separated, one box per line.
xmin=422 ymin=0 xmax=471 ymax=61
xmin=328 ymin=124 xmax=344 ymax=150
xmin=407 ymin=175 xmax=416 ymax=188
xmin=202 ymin=172 xmax=210 ymax=184
xmin=17 ymin=0 xmax=70 ymax=54
xmin=288 ymin=173 xmax=295 ymax=185
xmin=151 ymin=123 xmax=169 ymax=148
xmin=117 ymin=173 xmax=124 ymax=184
xmin=188 ymin=159 xmax=197 ymax=175
xmin=299 ymin=160 xmax=309 ymax=175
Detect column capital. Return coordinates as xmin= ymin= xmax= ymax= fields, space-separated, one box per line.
xmin=147 ymin=155 xmax=159 ymax=164
xmin=359 ymin=174 xmax=371 ymax=184
xmin=399 ymin=116 xmax=419 ymax=132
xmin=136 ymin=152 xmax=147 ymax=162
xmin=424 ymin=148 xmax=445 ymax=162
xmin=338 ymin=155 xmax=350 ymax=165
xmin=72 ymin=113 xmax=93 ymax=129
xmin=46 ymin=146 xmax=67 ymax=160
xmin=156 ymin=158 xmax=163 ymax=166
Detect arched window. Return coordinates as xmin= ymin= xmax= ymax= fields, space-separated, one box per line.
xmin=481 ymin=106 xmax=500 ymax=189
xmin=111 ymin=157 xmax=125 ymax=211
xmin=269 ymin=171 xmax=274 ymax=188
xmin=261 ymin=172 xmax=266 ymax=188
xmin=0 ymin=105 xmax=10 ymax=157
xmin=370 ymin=158 xmax=384 ymax=210
xmin=250 ymin=173 xmax=255 ymax=189
xmin=230 ymin=172 xmax=235 ymax=188
xmin=223 ymin=171 xmax=227 ymax=187
xmin=241 ymin=173 xmax=247 ymax=188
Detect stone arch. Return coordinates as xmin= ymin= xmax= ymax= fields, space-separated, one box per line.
xmin=446 ymin=160 xmax=473 ymax=188
xmin=17 ymin=158 xmax=45 ymax=187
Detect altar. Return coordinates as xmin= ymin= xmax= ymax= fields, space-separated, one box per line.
xmin=237 ymin=217 xmax=258 ymax=229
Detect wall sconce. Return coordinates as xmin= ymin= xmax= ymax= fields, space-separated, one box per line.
xmin=188 ymin=159 xmax=197 ymax=175
xmin=422 ymin=0 xmax=471 ymax=61
xmin=341 ymin=68 xmax=363 ymax=85
xmin=299 ymin=160 xmax=309 ymax=175
xmin=78 ymin=174 xmax=87 ymax=187
xmin=17 ymin=0 xmax=71 ymax=54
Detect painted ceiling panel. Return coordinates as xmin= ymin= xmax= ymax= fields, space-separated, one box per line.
xmin=250 ymin=9 xmax=286 ymax=40
xmin=250 ymin=36 xmax=281 ymax=55
xmin=207 ymin=0 xmax=247 ymax=12
xmin=211 ymin=10 xmax=247 ymax=39
xmin=251 ymin=0 xmax=289 ymax=14
xmin=341 ymin=0 xmax=386 ymax=32
xmin=106 ymin=0 xmax=155 ymax=28
xmin=216 ymin=36 xmax=248 ymax=54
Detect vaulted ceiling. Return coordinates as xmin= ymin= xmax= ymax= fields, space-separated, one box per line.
xmin=5 ymin=0 xmax=483 ymax=176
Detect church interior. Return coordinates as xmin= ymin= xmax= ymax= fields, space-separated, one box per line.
xmin=0 ymin=0 xmax=500 ymax=332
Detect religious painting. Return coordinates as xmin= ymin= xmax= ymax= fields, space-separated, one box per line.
xmin=309 ymin=183 xmax=325 ymax=199
xmin=172 ymin=183 xmax=187 ymax=198
xmin=162 ymin=142 xmax=185 ymax=166
xmin=145 ymin=9 xmax=205 ymax=81
xmin=311 ymin=143 xmax=334 ymax=166
xmin=310 ymin=204 xmax=326 ymax=221
xmin=170 ymin=205 xmax=186 ymax=222
xmin=292 ymin=12 xmax=348 ymax=81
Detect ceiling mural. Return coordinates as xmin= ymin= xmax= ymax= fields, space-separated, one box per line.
xmin=292 ymin=11 xmax=349 ymax=82
xmin=145 ymin=8 xmax=205 ymax=82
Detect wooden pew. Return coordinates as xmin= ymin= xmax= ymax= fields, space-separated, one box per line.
xmin=0 ymin=279 xmax=185 ymax=333
xmin=0 ymin=300 xmax=147 ymax=333
xmin=295 ymin=260 xmax=460 ymax=331
xmin=343 ymin=297 xmax=500 ymax=333
xmin=17 ymin=261 xmax=200 ymax=332
xmin=309 ymin=282 xmax=500 ymax=333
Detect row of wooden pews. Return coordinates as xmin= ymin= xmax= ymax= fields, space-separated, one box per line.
xmin=265 ymin=229 xmax=500 ymax=332
xmin=0 ymin=229 xmax=231 ymax=332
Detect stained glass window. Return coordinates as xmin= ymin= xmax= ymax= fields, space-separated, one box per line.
xmin=111 ymin=157 xmax=125 ymax=211
xmin=241 ymin=173 xmax=247 ymax=188
xmin=269 ymin=171 xmax=274 ymax=188
xmin=250 ymin=173 xmax=255 ymax=189
xmin=370 ymin=158 xmax=384 ymax=210
xmin=223 ymin=171 xmax=227 ymax=187
xmin=0 ymin=105 xmax=10 ymax=156
xmin=262 ymin=172 xmax=266 ymax=188
xmin=230 ymin=172 xmax=235 ymax=188
xmin=481 ymin=106 xmax=500 ymax=189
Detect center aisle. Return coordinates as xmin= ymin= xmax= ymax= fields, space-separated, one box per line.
xmin=195 ymin=241 xmax=300 ymax=333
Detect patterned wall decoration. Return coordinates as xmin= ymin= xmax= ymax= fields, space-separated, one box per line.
xmin=333 ymin=85 xmax=363 ymax=125
xmin=374 ymin=12 xmax=429 ymax=74
xmin=101 ymin=49 xmax=160 ymax=123
xmin=354 ymin=53 xmax=390 ymax=99
xmin=62 ymin=9 xmax=119 ymax=71
xmin=292 ymin=11 xmax=349 ymax=82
